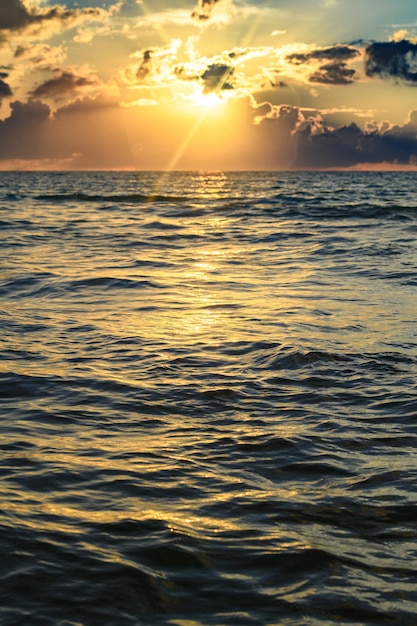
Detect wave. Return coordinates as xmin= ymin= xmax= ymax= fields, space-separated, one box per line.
xmin=35 ymin=192 xmax=188 ymax=204
xmin=66 ymin=276 xmax=165 ymax=291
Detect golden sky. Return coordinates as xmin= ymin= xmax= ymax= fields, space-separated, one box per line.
xmin=1 ymin=0 xmax=417 ymax=169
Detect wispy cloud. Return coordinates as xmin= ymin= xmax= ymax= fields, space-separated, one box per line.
xmin=13 ymin=42 xmax=66 ymax=67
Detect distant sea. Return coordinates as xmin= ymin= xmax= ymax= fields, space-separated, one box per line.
xmin=1 ymin=171 xmax=416 ymax=626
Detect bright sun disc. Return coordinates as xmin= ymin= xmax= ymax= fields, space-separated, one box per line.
xmin=192 ymin=91 xmax=224 ymax=108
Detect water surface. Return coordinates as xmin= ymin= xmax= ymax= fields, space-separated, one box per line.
xmin=1 ymin=171 xmax=417 ymax=625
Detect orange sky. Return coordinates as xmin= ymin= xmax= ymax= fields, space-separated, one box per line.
xmin=1 ymin=0 xmax=417 ymax=170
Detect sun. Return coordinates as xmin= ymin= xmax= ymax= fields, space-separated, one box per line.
xmin=190 ymin=89 xmax=225 ymax=109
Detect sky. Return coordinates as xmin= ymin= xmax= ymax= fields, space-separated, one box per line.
xmin=1 ymin=0 xmax=417 ymax=170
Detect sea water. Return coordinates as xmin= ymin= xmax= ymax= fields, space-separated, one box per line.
xmin=1 ymin=171 xmax=416 ymax=625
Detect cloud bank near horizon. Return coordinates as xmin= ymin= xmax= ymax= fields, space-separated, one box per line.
xmin=1 ymin=95 xmax=417 ymax=170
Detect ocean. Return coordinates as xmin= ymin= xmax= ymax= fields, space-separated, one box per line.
xmin=1 ymin=170 xmax=416 ymax=625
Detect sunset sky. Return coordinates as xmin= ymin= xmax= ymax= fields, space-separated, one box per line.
xmin=1 ymin=0 xmax=417 ymax=170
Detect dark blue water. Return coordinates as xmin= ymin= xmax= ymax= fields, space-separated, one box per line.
xmin=1 ymin=171 xmax=417 ymax=625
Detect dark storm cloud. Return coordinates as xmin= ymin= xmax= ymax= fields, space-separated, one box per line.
xmin=365 ymin=40 xmax=417 ymax=83
xmin=286 ymin=45 xmax=360 ymax=85
xmin=191 ymin=0 xmax=221 ymax=21
xmin=30 ymin=71 xmax=95 ymax=98
xmin=0 ymin=100 xmax=51 ymax=158
xmin=252 ymin=102 xmax=417 ymax=168
xmin=200 ymin=63 xmax=234 ymax=92
xmin=0 ymin=0 xmax=29 ymax=30
xmin=292 ymin=113 xmax=417 ymax=168
xmin=0 ymin=97 xmax=133 ymax=167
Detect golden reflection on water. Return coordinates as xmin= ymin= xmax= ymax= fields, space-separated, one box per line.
xmin=191 ymin=171 xmax=230 ymax=199
xmin=3 ymin=419 xmax=309 ymax=537
xmin=5 ymin=486 xmax=256 ymax=536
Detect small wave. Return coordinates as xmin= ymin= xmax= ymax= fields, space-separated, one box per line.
xmin=0 ymin=273 xmax=59 ymax=299
xmin=66 ymin=276 xmax=164 ymax=291
xmin=0 ymin=372 xmax=63 ymax=399
xmin=199 ymin=303 xmax=243 ymax=310
xmin=199 ymin=388 xmax=240 ymax=400
xmin=252 ymin=347 xmax=352 ymax=370
xmin=35 ymin=192 xmax=187 ymax=204
xmin=254 ymin=199 xmax=417 ymax=220
xmin=141 ymin=220 xmax=185 ymax=230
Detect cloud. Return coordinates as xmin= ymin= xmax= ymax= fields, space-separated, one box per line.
xmin=1 ymin=93 xmax=417 ymax=171
xmin=175 ymin=56 xmax=240 ymax=96
xmin=167 ymin=43 xmax=278 ymax=97
xmin=309 ymin=62 xmax=356 ymax=85
xmin=239 ymin=99 xmax=417 ymax=169
xmin=0 ymin=99 xmax=51 ymax=158
xmin=0 ymin=73 xmax=12 ymax=99
xmin=288 ymin=109 xmax=417 ymax=168
xmin=53 ymin=95 xmax=121 ymax=119
xmin=253 ymin=102 xmax=303 ymax=130
xmin=200 ymin=63 xmax=234 ymax=92
xmin=30 ymin=70 xmax=97 ymax=99
xmin=191 ymin=0 xmax=235 ymax=23
xmin=0 ymin=0 xmax=111 ymax=43
xmin=191 ymin=0 xmax=221 ymax=21
xmin=365 ymin=39 xmax=417 ymax=83
xmin=122 ymin=39 xmax=182 ymax=87
xmin=0 ymin=96 xmax=133 ymax=167
xmin=286 ymin=44 xmax=360 ymax=85
xmin=136 ymin=50 xmax=152 ymax=81
xmin=390 ymin=30 xmax=410 ymax=43
xmin=0 ymin=0 xmax=30 ymax=30
xmin=122 ymin=40 xmax=238 ymax=100
xmin=121 ymin=36 xmax=417 ymax=113
xmin=287 ymin=45 xmax=360 ymax=64
xmin=13 ymin=42 xmax=66 ymax=68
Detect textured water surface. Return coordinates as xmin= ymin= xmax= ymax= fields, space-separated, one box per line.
xmin=1 ymin=171 xmax=417 ymax=625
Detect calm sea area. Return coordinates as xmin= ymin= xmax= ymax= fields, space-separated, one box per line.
xmin=1 ymin=171 xmax=416 ymax=625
